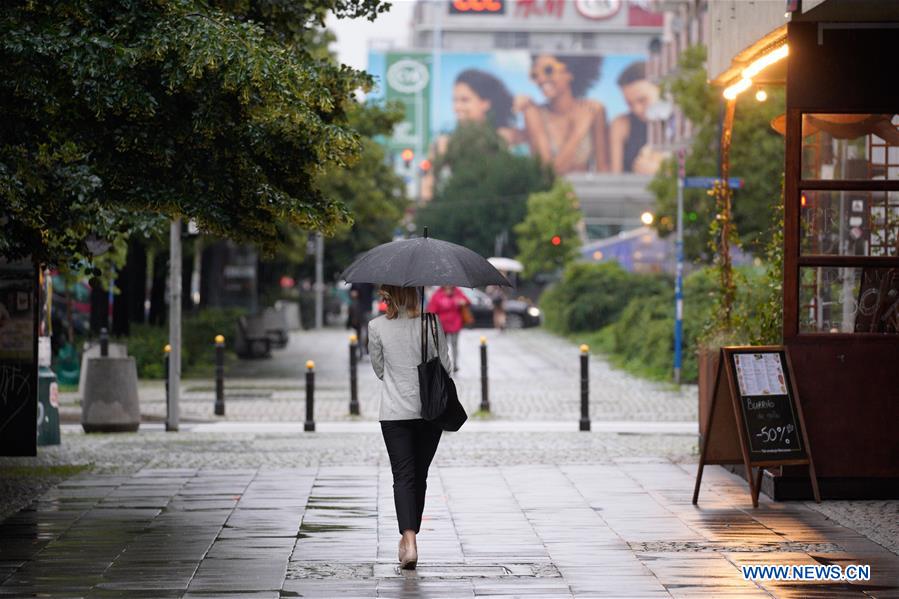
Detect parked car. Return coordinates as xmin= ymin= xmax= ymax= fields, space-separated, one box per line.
xmin=457 ymin=287 xmax=541 ymax=329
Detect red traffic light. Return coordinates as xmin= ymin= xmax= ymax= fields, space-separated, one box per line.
xmin=551 ymin=235 xmax=562 ymax=246
xmin=401 ymin=148 xmax=414 ymax=165
xmin=419 ymin=158 xmax=432 ymax=172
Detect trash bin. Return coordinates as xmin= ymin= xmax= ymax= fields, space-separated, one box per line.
xmin=37 ymin=365 xmax=60 ymax=446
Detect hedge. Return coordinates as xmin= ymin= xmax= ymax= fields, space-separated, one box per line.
xmin=118 ymin=307 xmax=246 ymax=378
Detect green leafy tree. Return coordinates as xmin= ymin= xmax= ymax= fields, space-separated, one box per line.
xmin=417 ymin=124 xmax=553 ymax=257
xmin=649 ymin=45 xmax=785 ymax=260
xmin=272 ymin=101 xmax=409 ymax=284
xmin=1 ymin=0 xmax=389 ymax=267
xmin=514 ymin=180 xmax=582 ymax=279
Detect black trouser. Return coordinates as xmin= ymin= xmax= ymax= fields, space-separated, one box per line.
xmin=380 ymin=419 xmax=442 ymax=534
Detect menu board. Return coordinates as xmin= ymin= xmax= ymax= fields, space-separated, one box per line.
xmin=693 ymin=346 xmax=819 ymax=507
xmin=733 ymin=353 xmax=787 ymax=396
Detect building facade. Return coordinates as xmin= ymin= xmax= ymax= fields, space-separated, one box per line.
xmin=369 ymin=0 xmax=667 ymax=240
xmin=644 ymin=0 xmax=708 ymax=154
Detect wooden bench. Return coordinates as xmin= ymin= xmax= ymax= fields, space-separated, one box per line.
xmin=262 ymin=306 xmax=289 ymax=349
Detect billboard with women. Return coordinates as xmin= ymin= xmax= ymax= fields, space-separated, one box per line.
xmin=368 ymin=49 xmax=662 ymax=175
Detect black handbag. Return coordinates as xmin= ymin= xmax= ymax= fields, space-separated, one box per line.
xmin=418 ymin=313 xmax=467 ymax=431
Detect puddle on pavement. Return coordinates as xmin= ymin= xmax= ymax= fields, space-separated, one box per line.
xmin=287 ymin=561 xmax=561 ymax=580
xmin=631 ymin=540 xmax=844 ymax=553
xmin=297 ymin=522 xmax=353 ymax=536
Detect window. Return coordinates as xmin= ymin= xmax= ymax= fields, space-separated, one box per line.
xmin=793 ymin=113 xmax=899 ymax=335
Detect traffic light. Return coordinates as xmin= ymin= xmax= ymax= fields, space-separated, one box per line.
xmin=401 ymin=148 xmax=414 ymax=167
xmin=419 ymin=158 xmax=432 ymax=173
xmin=551 ymin=235 xmax=562 ymax=246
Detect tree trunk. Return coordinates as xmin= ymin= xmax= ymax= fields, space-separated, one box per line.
xmin=129 ymin=240 xmax=148 ymax=326
xmin=112 ymin=239 xmax=147 ymax=336
xmin=148 ymin=250 xmax=168 ymax=326
xmin=89 ymin=277 xmax=109 ymax=335
xmin=181 ymin=241 xmax=193 ymax=312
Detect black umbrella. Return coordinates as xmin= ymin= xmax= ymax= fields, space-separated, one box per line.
xmin=340 ymin=227 xmax=511 ymax=288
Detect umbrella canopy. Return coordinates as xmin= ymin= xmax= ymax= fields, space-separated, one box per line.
xmin=340 ymin=230 xmax=511 ymax=288
xmin=488 ymin=256 xmax=524 ymax=273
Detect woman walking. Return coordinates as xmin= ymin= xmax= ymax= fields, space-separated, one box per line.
xmin=426 ymin=285 xmax=469 ymax=371
xmin=368 ymin=285 xmax=452 ymax=569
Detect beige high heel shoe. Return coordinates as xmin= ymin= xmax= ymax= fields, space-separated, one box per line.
xmin=399 ymin=538 xmax=418 ymax=570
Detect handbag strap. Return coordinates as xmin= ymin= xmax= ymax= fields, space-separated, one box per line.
xmin=420 ymin=312 xmax=440 ymax=362
xmin=421 ymin=313 xmax=428 ymax=362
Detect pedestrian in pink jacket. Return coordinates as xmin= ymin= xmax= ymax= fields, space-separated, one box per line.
xmin=426 ymin=286 xmax=469 ymax=371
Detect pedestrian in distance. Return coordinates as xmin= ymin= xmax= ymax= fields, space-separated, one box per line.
xmin=487 ymin=284 xmax=507 ymax=331
xmin=368 ymin=285 xmax=452 ymax=570
xmin=348 ymin=282 xmax=375 ymax=358
xmin=426 ymin=285 xmax=469 ymax=372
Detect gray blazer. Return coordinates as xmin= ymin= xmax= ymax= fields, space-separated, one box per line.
xmin=369 ymin=311 xmax=452 ymax=421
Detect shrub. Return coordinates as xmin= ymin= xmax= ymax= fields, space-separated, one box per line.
xmin=120 ymin=307 xmax=245 ymax=378
xmin=592 ymin=265 xmax=766 ymax=383
xmin=540 ymin=262 xmax=669 ymax=334
xmin=124 ymin=324 xmax=171 ymax=379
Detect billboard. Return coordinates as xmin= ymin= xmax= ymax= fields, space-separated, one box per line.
xmin=368 ymin=49 xmax=662 ymax=176
xmin=368 ymin=51 xmax=433 ymax=154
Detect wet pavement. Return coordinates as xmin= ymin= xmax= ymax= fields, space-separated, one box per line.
xmin=7 ymin=327 xmax=898 ymax=596
xmin=1 ymin=439 xmax=897 ymax=598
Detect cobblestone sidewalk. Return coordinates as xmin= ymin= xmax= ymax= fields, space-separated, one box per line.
xmin=60 ymin=327 xmax=697 ymax=424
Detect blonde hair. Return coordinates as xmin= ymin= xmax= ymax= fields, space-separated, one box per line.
xmin=380 ymin=285 xmax=421 ymax=320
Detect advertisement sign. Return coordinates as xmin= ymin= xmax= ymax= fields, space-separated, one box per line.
xmin=369 ymin=49 xmax=662 ymax=175
xmin=369 ymin=51 xmax=433 ymax=154
xmin=443 ymin=0 xmax=662 ymax=27
xmin=450 ymin=0 xmax=506 ymax=14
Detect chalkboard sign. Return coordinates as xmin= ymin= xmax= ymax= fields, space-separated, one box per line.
xmin=741 ymin=395 xmax=803 ymax=458
xmin=0 ymin=259 xmax=38 ymax=457
xmin=730 ymin=351 xmax=806 ymax=462
xmin=693 ymin=346 xmax=819 ymax=507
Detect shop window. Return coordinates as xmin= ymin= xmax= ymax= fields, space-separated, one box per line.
xmin=791 ymin=112 xmax=899 ymax=336
xmin=799 ymin=266 xmax=899 ymax=334
xmin=800 ymin=191 xmax=899 ymax=257
xmin=801 ymin=114 xmax=899 ymax=180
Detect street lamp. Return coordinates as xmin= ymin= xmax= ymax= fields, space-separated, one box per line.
xmin=674 ymin=150 xmax=686 ymax=384
xmin=640 ymin=211 xmax=654 ymax=226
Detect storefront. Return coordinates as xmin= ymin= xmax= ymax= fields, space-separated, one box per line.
xmin=711 ymin=1 xmax=899 ymax=498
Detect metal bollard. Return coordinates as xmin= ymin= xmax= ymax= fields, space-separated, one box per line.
xmin=214 ymin=334 xmax=225 ymax=416
xmin=579 ymin=344 xmax=590 ymax=431
xmin=349 ymin=335 xmax=359 ymax=416
xmin=479 ymin=336 xmax=490 ymax=413
xmin=100 ymin=327 xmax=109 ymax=357
xmin=164 ymin=344 xmax=171 ymax=423
xmin=304 ymin=360 xmax=316 ymax=432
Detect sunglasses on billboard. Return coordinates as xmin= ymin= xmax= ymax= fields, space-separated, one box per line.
xmin=530 ymin=64 xmax=557 ymax=80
